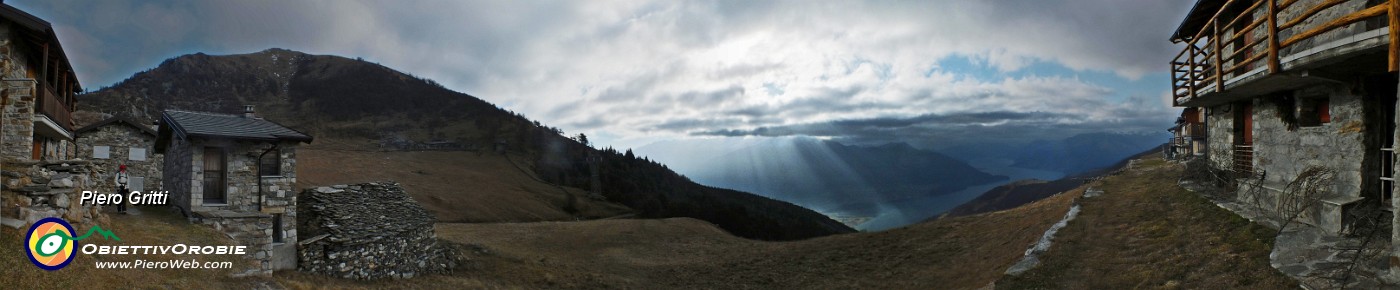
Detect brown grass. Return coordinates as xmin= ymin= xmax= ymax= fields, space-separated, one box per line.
xmin=401 ymin=186 xmax=1086 ymax=289
xmin=297 ymin=141 xmax=633 ymax=223
xmin=0 ymin=206 xmax=268 ymax=289
xmin=996 ymin=159 xmax=1295 ymax=289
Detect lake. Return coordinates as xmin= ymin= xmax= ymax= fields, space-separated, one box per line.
xmin=854 ymin=158 xmax=1064 ymax=231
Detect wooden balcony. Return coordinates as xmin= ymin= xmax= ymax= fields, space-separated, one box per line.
xmin=1172 ymin=0 xmax=1400 ymax=107
xmin=35 ymin=84 xmax=73 ymax=132
xmin=1172 ymin=123 xmax=1207 ymax=145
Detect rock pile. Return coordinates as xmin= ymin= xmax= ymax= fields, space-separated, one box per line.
xmin=297 ymin=182 xmax=458 ymax=280
xmin=2 ymin=160 xmax=108 ymax=229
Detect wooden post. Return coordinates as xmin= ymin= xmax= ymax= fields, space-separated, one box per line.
xmin=1188 ymin=45 xmax=1197 ymax=100
xmin=1214 ymin=20 xmax=1225 ymax=92
xmin=1268 ymin=0 xmax=1281 ymax=73
xmin=1390 ymin=0 xmax=1399 ymax=71
xmin=39 ymin=43 xmax=47 ymax=94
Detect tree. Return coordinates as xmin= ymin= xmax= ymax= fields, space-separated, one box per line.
xmin=625 ymin=149 xmax=635 ymax=159
xmin=576 ymin=133 xmax=590 ymax=147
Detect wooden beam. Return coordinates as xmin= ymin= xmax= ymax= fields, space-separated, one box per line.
xmin=1268 ymin=0 xmax=1280 ymax=73
xmin=1390 ymin=0 xmax=1399 ymax=71
xmin=39 ymin=42 xmax=47 ymax=94
xmin=1279 ymin=0 xmax=1350 ymax=31
xmin=1280 ymin=4 xmax=1387 ymax=48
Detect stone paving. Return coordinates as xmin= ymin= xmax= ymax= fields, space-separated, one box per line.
xmin=1180 ymin=180 xmax=1392 ymax=289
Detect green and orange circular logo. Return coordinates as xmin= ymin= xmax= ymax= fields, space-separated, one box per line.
xmin=26 ymin=217 xmax=77 ymax=270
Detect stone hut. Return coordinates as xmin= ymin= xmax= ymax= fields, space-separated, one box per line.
xmin=74 ymin=116 xmax=162 ymax=195
xmin=155 ymin=106 xmax=312 ymax=276
xmin=297 ymin=182 xmax=458 ymax=280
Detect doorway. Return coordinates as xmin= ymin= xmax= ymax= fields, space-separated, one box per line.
xmin=202 ymin=147 xmax=226 ymax=204
xmin=1233 ymin=101 xmax=1254 ymax=175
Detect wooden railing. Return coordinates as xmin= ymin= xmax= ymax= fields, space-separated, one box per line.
xmin=1172 ymin=0 xmax=1400 ymax=106
xmin=35 ymin=85 xmax=73 ymax=132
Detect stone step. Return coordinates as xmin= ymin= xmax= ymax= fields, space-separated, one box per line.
xmin=0 ymin=217 xmax=24 ymax=229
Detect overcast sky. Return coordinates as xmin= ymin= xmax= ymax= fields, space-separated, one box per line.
xmin=16 ymin=0 xmax=1194 ymax=149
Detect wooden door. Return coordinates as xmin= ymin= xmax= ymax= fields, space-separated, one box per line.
xmin=202 ymin=147 xmax=226 ymax=204
xmin=1242 ymin=103 xmax=1253 ymax=145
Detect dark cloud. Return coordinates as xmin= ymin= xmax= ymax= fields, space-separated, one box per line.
xmin=13 ymin=0 xmax=1193 ymax=149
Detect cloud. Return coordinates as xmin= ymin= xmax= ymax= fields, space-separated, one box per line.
xmin=13 ymin=0 xmax=1192 ymax=148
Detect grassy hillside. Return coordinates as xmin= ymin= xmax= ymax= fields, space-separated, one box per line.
xmin=296 ymin=143 xmax=634 ymax=223
xmin=996 ymin=158 xmax=1294 ymax=289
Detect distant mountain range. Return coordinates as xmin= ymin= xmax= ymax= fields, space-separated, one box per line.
xmin=941 ymin=132 xmax=1169 ymax=176
xmin=639 ymin=138 xmax=1006 ymax=217
xmin=77 ymin=48 xmax=853 ymax=240
xmin=938 ymin=145 xmax=1164 ymax=219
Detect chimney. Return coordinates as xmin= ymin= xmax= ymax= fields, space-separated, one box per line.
xmin=243 ymin=105 xmax=257 ymax=118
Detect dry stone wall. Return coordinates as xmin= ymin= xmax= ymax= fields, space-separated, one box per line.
xmin=297 ymin=182 xmax=458 ymax=280
xmin=2 ymin=160 xmax=109 ymax=229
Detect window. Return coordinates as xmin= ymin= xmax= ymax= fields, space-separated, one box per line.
xmin=93 ymin=146 xmax=110 ymax=159
xmin=129 ymin=148 xmax=146 ymax=161
xmin=272 ymin=214 xmax=284 ymax=243
xmin=1299 ymin=96 xmax=1330 ymax=127
xmin=259 ymin=149 xmax=281 ymax=176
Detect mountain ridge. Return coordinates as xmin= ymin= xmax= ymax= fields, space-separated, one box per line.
xmin=78 ymin=48 xmax=854 ymax=240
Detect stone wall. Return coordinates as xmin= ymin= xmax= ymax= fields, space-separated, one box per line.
xmin=1253 ymin=86 xmax=1365 ymax=194
xmin=0 ymin=20 xmax=37 ymax=162
xmin=75 ymin=123 xmax=162 ymax=194
xmin=163 ymin=136 xmax=193 ymax=214
xmin=1 ymin=160 xmax=109 ymax=230
xmin=1273 ymin=0 xmax=1381 ymax=57
xmin=193 ymin=211 xmax=272 ymax=276
xmin=298 ymin=182 xmax=458 ymax=280
xmin=1202 ymin=84 xmax=1371 ymax=233
xmin=1206 ymin=103 xmax=1236 ymax=172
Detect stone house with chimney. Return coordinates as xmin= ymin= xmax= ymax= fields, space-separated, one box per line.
xmin=155 ymin=106 xmax=311 ymax=276
xmin=1168 ymin=0 xmax=1400 ymax=282
xmin=74 ymin=116 xmax=161 ymax=195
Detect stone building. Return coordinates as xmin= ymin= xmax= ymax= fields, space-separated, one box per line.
xmin=1168 ymin=0 xmax=1400 ymax=282
xmin=1168 ymin=108 xmax=1207 ymax=158
xmin=0 ymin=3 xmax=104 ymax=230
xmin=297 ymin=182 xmax=458 ymax=280
xmin=74 ymin=116 xmax=162 ymax=195
xmin=155 ymin=106 xmax=312 ymax=276
xmin=0 ymin=3 xmax=82 ymax=162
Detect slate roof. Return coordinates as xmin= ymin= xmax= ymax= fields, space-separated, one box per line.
xmin=156 ymin=110 xmax=312 ymax=152
xmin=0 ymin=3 xmax=81 ymax=90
